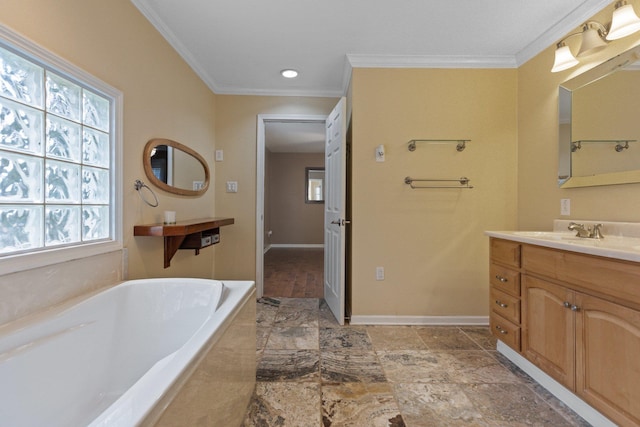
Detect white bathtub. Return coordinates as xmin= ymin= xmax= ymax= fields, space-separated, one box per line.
xmin=0 ymin=278 xmax=256 ymax=427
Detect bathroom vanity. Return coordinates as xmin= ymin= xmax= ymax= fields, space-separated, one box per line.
xmin=487 ymin=222 xmax=640 ymax=427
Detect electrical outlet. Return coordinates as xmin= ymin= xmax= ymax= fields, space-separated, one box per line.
xmin=215 ymin=150 xmax=224 ymax=161
xmin=376 ymin=266 xmax=385 ymax=281
xmin=226 ymin=181 xmax=238 ymax=193
xmin=561 ymin=198 xmax=571 ymax=216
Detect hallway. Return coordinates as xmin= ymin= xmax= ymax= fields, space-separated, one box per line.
xmin=263 ymin=248 xmax=324 ymax=298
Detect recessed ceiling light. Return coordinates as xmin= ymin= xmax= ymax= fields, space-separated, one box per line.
xmin=281 ymin=69 xmax=299 ymax=79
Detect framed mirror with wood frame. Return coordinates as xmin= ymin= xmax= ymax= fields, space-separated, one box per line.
xmin=143 ymin=138 xmax=210 ymax=196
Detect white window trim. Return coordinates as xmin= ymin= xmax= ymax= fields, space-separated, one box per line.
xmin=0 ymin=24 xmax=123 ymax=276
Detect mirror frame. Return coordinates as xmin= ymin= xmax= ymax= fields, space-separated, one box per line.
xmin=143 ymin=138 xmax=210 ymax=196
xmin=559 ymin=45 xmax=640 ymax=188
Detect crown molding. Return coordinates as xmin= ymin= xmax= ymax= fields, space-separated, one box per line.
xmin=347 ymin=53 xmax=517 ymax=69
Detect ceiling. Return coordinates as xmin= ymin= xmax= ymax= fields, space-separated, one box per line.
xmin=132 ymin=0 xmax=612 ymax=98
xmin=264 ymin=121 xmax=325 ymax=153
xmin=131 ymin=0 xmax=614 ymax=152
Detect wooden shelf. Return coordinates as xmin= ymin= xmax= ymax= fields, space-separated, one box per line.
xmin=134 ymin=217 xmax=234 ymax=268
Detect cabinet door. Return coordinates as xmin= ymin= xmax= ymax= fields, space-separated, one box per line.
xmin=575 ymin=293 xmax=640 ymax=427
xmin=522 ymin=275 xmax=575 ymax=389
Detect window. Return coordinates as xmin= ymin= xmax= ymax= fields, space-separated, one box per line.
xmin=0 ymin=27 xmax=122 ymax=274
xmin=305 ymin=167 xmax=325 ymax=203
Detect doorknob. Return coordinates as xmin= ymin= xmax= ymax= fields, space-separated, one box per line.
xmin=330 ymin=219 xmax=351 ymax=226
xmin=330 ymin=220 xmax=341 ymax=225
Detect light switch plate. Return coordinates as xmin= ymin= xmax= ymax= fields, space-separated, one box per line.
xmin=561 ymin=198 xmax=570 ymax=216
xmin=226 ymin=181 xmax=238 ymax=193
xmin=215 ymin=150 xmax=224 ymax=161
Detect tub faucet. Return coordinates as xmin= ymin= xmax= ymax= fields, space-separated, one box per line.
xmin=568 ymin=222 xmax=604 ymax=239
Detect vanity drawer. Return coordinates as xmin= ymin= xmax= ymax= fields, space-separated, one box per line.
xmin=490 ymin=238 xmax=521 ymax=268
xmin=490 ymin=263 xmax=520 ymax=296
xmin=490 ymin=312 xmax=521 ymax=351
xmin=522 ymin=244 xmax=640 ymax=308
xmin=490 ymin=287 xmax=521 ymax=324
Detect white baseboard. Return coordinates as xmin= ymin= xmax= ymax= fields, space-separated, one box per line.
xmin=349 ymin=315 xmax=489 ymax=326
xmin=269 ymin=244 xmax=324 ymax=249
xmin=497 ymin=341 xmax=615 ymax=427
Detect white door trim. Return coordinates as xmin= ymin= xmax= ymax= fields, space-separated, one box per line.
xmin=255 ymin=114 xmax=328 ymax=298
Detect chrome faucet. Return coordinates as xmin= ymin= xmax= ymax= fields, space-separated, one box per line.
xmin=568 ymin=222 xmax=604 ymax=239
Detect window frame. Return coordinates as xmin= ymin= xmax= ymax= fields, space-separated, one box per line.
xmin=0 ymin=24 xmax=123 ymax=275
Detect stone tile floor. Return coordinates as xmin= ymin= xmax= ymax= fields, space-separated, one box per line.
xmin=243 ymin=298 xmax=592 ymax=427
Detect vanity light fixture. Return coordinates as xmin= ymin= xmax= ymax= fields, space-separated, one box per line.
xmin=280 ymin=69 xmax=299 ymax=78
xmin=551 ymin=1 xmax=640 ymax=72
xmin=552 ymin=21 xmax=608 ymax=72
xmin=607 ymin=1 xmax=640 ymax=40
xmin=552 ymin=42 xmax=580 ymax=72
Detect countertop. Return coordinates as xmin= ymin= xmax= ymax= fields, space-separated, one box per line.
xmin=486 ymin=220 xmax=640 ymax=263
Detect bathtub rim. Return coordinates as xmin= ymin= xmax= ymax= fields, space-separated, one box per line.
xmin=140 ymin=283 xmax=256 ymax=426
xmin=87 ymin=278 xmax=256 ymax=427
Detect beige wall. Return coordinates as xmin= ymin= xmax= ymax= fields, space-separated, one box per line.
xmin=517 ymin=5 xmax=640 ymax=230
xmin=350 ymin=68 xmax=518 ymax=317
xmin=0 ymin=0 xmax=218 ymax=324
xmin=5 ymin=0 xmax=640 ymax=325
xmin=213 ymin=96 xmax=338 ymax=280
xmin=269 ymin=152 xmax=324 ymax=245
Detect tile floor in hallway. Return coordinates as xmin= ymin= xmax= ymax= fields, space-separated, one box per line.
xmin=243 ymin=298 xmax=592 ymax=427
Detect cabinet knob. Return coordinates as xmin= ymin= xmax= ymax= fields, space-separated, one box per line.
xmin=495 ymin=275 xmax=508 ymax=283
xmin=571 ymin=305 xmax=580 ymax=312
xmin=563 ymin=301 xmax=571 ymax=308
xmin=495 ymin=300 xmax=508 ymax=308
xmin=495 ymin=325 xmax=508 ymax=335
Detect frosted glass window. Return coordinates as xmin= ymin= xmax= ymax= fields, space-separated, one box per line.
xmin=0 ymin=46 xmax=44 ymax=108
xmin=45 ymin=160 xmax=81 ymax=203
xmin=46 ymin=115 xmax=81 ymax=161
xmin=0 ymin=205 xmax=43 ymax=252
xmin=46 ymin=72 xmax=81 ymax=122
xmin=45 ymin=205 xmax=80 ymax=246
xmin=0 ymin=32 xmax=118 ymax=260
xmin=83 ymin=91 xmax=109 ymax=132
xmin=83 ymin=205 xmax=109 ymax=240
xmin=83 ymin=127 xmax=109 ymax=167
xmin=0 ymin=97 xmax=44 ymax=154
xmin=82 ymin=166 xmax=109 ymax=204
xmin=0 ymin=150 xmax=43 ymax=203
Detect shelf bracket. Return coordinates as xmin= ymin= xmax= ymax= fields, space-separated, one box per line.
xmin=164 ymin=235 xmax=187 ymax=268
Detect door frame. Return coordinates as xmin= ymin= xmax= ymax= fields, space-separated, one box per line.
xmin=255 ymin=114 xmax=328 ymax=297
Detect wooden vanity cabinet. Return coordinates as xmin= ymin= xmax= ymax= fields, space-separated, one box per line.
xmin=489 ymin=239 xmax=522 ymax=351
xmin=519 ymin=244 xmax=640 ymax=427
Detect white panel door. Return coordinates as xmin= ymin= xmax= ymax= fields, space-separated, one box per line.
xmin=324 ymin=97 xmax=347 ymax=325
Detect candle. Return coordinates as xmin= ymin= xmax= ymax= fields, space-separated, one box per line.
xmin=164 ymin=211 xmax=176 ymax=224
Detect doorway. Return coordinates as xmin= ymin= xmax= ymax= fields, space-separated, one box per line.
xmin=256 ymin=115 xmax=328 ymax=299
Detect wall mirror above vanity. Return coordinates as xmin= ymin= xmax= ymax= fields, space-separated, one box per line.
xmin=558 ymin=44 xmax=640 ymax=188
xmin=143 ymin=138 xmax=210 ymax=196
